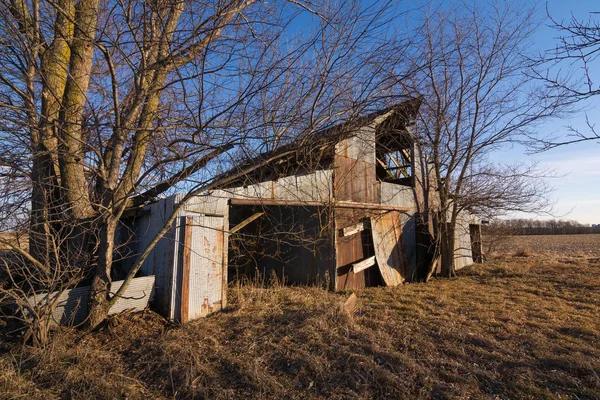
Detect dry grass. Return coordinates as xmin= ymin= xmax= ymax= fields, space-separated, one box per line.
xmin=1 ymin=235 xmax=600 ymax=399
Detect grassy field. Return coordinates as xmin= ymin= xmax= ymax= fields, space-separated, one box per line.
xmin=1 ymin=234 xmax=600 ymax=399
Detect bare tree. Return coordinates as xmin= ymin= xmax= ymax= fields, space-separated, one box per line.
xmin=533 ymin=8 xmax=600 ymax=149
xmin=0 ymin=0 xmax=411 ymax=335
xmin=394 ymin=2 xmax=567 ymax=277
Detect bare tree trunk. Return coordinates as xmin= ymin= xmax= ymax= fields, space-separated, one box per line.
xmin=87 ymin=218 xmax=116 ymax=328
xmin=28 ymin=0 xmax=73 ymax=264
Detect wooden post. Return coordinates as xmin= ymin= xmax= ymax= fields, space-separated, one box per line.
xmin=469 ymin=223 xmax=483 ymax=263
xmin=180 ymin=217 xmax=193 ymax=323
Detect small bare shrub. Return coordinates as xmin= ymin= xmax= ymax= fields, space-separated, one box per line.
xmin=513 ymin=247 xmax=532 ymax=257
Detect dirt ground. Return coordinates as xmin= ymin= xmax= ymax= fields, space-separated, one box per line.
xmin=494 ymin=233 xmax=600 ymax=259
xmin=1 ymin=234 xmax=599 ymax=399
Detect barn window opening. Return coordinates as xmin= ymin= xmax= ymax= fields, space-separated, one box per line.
xmin=376 ymin=149 xmax=412 ymax=185
xmin=375 ymin=127 xmax=414 ymax=186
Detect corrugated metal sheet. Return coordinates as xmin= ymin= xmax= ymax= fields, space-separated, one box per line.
xmin=371 ymin=211 xmax=409 ymax=286
xmin=183 ymin=192 xmax=229 ymax=215
xmin=380 ymin=182 xmax=415 ymax=209
xmin=27 ymin=276 xmax=155 ymax=326
xmin=181 ymin=216 xmax=225 ymax=321
xmin=454 ymin=212 xmax=475 ymax=270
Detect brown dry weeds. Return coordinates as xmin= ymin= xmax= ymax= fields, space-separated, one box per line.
xmin=1 ymin=235 xmax=600 ymax=399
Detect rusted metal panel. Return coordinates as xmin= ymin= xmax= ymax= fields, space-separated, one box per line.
xmin=180 ymin=217 xmax=192 ymax=323
xmin=26 ymin=276 xmax=155 ymax=327
xmin=334 ymin=157 xmax=379 ymax=203
xmin=371 ymin=211 xmax=409 ymax=286
xmin=186 ymin=216 xmax=225 ymax=320
xmin=336 ymin=228 xmax=365 ymax=265
xmin=380 ymin=182 xmax=417 ymax=277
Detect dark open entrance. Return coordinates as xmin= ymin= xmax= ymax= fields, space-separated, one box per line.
xmin=228 ymin=203 xmax=335 ymax=288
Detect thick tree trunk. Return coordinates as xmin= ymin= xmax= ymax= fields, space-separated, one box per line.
xmin=29 ymin=0 xmax=73 ymax=265
xmin=87 ymin=218 xmax=117 ymax=329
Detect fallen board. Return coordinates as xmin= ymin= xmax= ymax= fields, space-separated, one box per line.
xmin=370 ymin=211 xmax=409 ymax=286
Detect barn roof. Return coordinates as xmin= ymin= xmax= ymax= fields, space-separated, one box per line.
xmin=214 ymin=97 xmax=421 ymax=188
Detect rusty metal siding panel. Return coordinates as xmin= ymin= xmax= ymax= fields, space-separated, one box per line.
xmin=183 ymin=192 xmax=229 ymax=215
xmin=216 ymin=170 xmax=333 ymax=204
xmin=334 ymin=157 xmax=378 ymax=203
xmin=335 ymin=207 xmax=373 ymax=291
xmin=27 ymin=276 xmax=155 ymax=326
xmin=187 ymin=216 xmax=225 ymax=320
xmin=371 ymin=211 xmax=409 ymax=286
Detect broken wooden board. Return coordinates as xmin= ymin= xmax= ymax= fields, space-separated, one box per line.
xmin=370 ymin=211 xmax=409 ymax=286
xmin=342 ymin=293 xmax=358 ymax=315
xmin=352 ymin=255 xmax=375 ymax=274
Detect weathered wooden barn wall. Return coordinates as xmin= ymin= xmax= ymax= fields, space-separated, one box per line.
xmin=333 ymin=125 xmax=382 ymax=290
xmin=119 ymin=100 xmax=483 ymax=323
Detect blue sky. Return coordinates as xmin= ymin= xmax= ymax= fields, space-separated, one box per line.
xmin=395 ymin=1 xmax=599 ymax=223
xmin=512 ymin=1 xmax=600 ymax=224
xmin=399 ymin=0 xmax=600 ymax=224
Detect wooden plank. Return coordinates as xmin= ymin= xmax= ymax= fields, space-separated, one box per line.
xmin=370 ymin=211 xmax=409 ymax=286
xmin=229 ymin=212 xmax=264 ymax=233
xmin=341 ymin=220 xmax=366 ymax=237
xmin=220 ymin=223 xmax=228 ymax=311
xmin=229 ymin=197 xmax=408 ymax=212
xmin=352 ymin=255 xmax=376 ymax=274
xmin=180 ymin=217 xmax=192 ymax=323
xmin=342 ymin=293 xmax=358 ymax=315
xmin=388 ymin=153 xmax=409 ymax=179
xmin=469 ymin=223 xmax=484 ymax=263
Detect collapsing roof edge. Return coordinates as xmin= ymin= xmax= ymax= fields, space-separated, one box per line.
xmin=212 ymin=97 xmax=421 ymax=188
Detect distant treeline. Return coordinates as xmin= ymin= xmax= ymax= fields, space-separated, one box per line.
xmin=483 ymin=219 xmax=600 ymax=236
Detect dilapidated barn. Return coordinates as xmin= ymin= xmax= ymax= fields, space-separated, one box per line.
xmin=122 ymin=98 xmax=482 ymax=322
